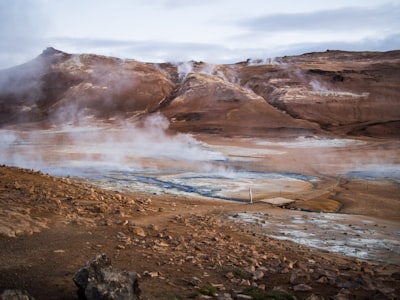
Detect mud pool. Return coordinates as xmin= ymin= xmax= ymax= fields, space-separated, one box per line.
xmin=230 ymin=211 xmax=400 ymax=265
xmin=78 ymin=170 xmax=317 ymax=202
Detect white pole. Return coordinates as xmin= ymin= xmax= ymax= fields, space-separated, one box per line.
xmin=249 ymin=187 xmax=253 ymax=204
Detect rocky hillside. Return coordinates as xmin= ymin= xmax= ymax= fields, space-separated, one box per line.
xmin=1 ymin=47 xmax=399 ymax=137
xmin=1 ymin=166 xmax=399 ymax=299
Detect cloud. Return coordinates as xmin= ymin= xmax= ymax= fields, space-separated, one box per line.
xmin=239 ymin=4 xmax=400 ymax=33
xmin=0 ymin=0 xmax=48 ymax=69
xmin=275 ymin=33 xmax=400 ymax=56
xmin=160 ymin=0 xmax=219 ymax=9
xmin=1 ymin=1 xmax=399 ymax=69
xmin=227 ymin=3 xmax=400 ymax=58
xmin=47 ymin=37 xmax=244 ymax=63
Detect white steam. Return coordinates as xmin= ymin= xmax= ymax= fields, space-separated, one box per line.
xmin=309 ymin=79 xmax=369 ymax=98
xmin=199 ymin=63 xmax=215 ymax=75
xmin=0 ymin=113 xmax=226 ymax=174
xmin=0 ymin=130 xmax=17 ymax=147
xmin=309 ymin=79 xmax=327 ymax=92
xmin=177 ymin=61 xmax=194 ymax=80
xmin=176 ymin=61 xmax=219 ymax=81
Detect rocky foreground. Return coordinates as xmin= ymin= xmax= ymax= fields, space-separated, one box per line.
xmin=0 ymin=165 xmax=399 ymax=299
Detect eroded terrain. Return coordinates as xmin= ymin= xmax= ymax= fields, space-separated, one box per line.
xmin=0 ymin=49 xmax=399 ymax=299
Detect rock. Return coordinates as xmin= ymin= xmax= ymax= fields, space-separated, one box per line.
xmin=252 ymin=269 xmax=264 ymax=280
xmin=218 ymin=293 xmax=233 ymax=300
xmin=236 ymin=295 xmax=252 ymax=300
xmin=305 ymin=295 xmax=325 ymax=300
xmin=362 ymin=266 xmax=374 ymax=276
xmin=73 ymin=254 xmax=140 ymax=300
xmin=115 ymin=232 xmax=129 ymax=243
xmin=143 ymin=271 xmax=159 ymax=278
xmin=337 ymin=280 xmax=360 ymax=290
xmin=289 ymin=271 xmax=298 ymax=284
xmin=190 ymin=276 xmax=202 ymax=286
xmin=258 ymin=284 xmax=266 ymax=291
xmin=225 ymin=272 xmax=234 ymax=279
xmin=332 ymin=294 xmax=349 ymax=300
xmin=148 ymin=224 xmax=159 ymax=231
xmin=293 ymin=284 xmax=313 ymax=291
xmin=316 ymin=276 xmax=328 ymax=284
xmin=391 ymin=271 xmax=400 ymax=280
xmin=130 ymin=226 xmax=146 ymax=237
xmin=0 ymin=290 xmax=35 ymax=300
xmin=239 ymin=279 xmax=251 ymax=286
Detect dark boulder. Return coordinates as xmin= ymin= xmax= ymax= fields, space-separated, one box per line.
xmin=73 ymin=254 xmax=140 ymax=300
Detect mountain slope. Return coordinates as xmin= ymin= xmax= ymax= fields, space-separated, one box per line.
xmin=1 ymin=48 xmax=399 ymax=137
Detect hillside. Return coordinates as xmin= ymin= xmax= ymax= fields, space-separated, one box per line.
xmin=1 ymin=48 xmax=399 ymax=137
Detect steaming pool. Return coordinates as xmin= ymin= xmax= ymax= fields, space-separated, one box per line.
xmin=1 ymin=124 xmax=400 ymax=264
xmin=230 ymin=212 xmax=400 ymax=265
xmin=74 ymin=169 xmax=317 ymax=202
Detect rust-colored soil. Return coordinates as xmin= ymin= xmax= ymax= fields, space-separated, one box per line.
xmin=0 ymin=166 xmax=399 ymax=299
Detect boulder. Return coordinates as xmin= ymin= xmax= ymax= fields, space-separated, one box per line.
xmin=0 ymin=290 xmax=35 ymax=300
xmin=73 ymin=254 xmax=140 ymax=300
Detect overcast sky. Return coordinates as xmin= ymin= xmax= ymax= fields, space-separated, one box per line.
xmin=1 ymin=0 xmax=399 ymax=69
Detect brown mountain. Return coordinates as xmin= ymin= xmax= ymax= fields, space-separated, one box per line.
xmin=1 ymin=47 xmax=399 ymax=137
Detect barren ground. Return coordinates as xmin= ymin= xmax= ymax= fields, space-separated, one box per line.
xmin=0 ymin=132 xmax=399 ymax=299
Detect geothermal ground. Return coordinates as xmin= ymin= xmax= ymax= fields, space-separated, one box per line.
xmin=0 ymin=49 xmax=399 ymax=299
xmin=0 ymin=123 xmax=399 ymax=299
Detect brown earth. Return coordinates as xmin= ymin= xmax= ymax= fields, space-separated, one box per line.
xmin=0 ymin=49 xmax=399 ymax=299
xmin=0 ymin=165 xmax=399 ymax=300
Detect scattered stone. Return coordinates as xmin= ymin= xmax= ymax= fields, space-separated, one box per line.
xmin=73 ymin=254 xmax=140 ymax=300
xmin=293 ymin=283 xmax=313 ymax=291
xmin=289 ymin=271 xmax=298 ymax=284
xmin=130 ymin=226 xmax=146 ymax=237
xmin=155 ymin=240 xmax=169 ymax=247
xmin=236 ymin=294 xmax=252 ymax=300
xmin=391 ymin=272 xmax=400 ymax=280
xmin=218 ymin=293 xmax=233 ymax=300
xmin=211 ymin=283 xmax=225 ymax=290
xmin=225 ymin=272 xmax=235 ymax=279
xmin=198 ymin=296 xmax=213 ymax=300
xmin=316 ymin=276 xmax=328 ymax=284
xmin=190 ymin=277 xmax=202 ymax=286
xmin=143 ymin=271 xmax=159 ymax=278
xmin=53 ymin=249 xmax=65 ymax=253
xmin=148 ymin=224 xmax=159 ymax=231
xmin=252 ymin=269 xmax=264 ymax=280
xmin=0 ymin=290 xmax=35 ymax=300
xmin=332 ymin=294 xmax=349 ymax=300
xmin=258 ymin=284 xmax=266 ymax=291
xmin=305 ymin=294 xmax=325 ymax=300
xmin=239 ymin=279 xmax=251 ymax=286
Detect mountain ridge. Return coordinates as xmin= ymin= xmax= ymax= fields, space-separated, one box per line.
xmin=1 ymin=47 xmax=399 ymax=137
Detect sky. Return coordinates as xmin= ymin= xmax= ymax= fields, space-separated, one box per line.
xmin=0 ymin=0 xmax=399 ymax=69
